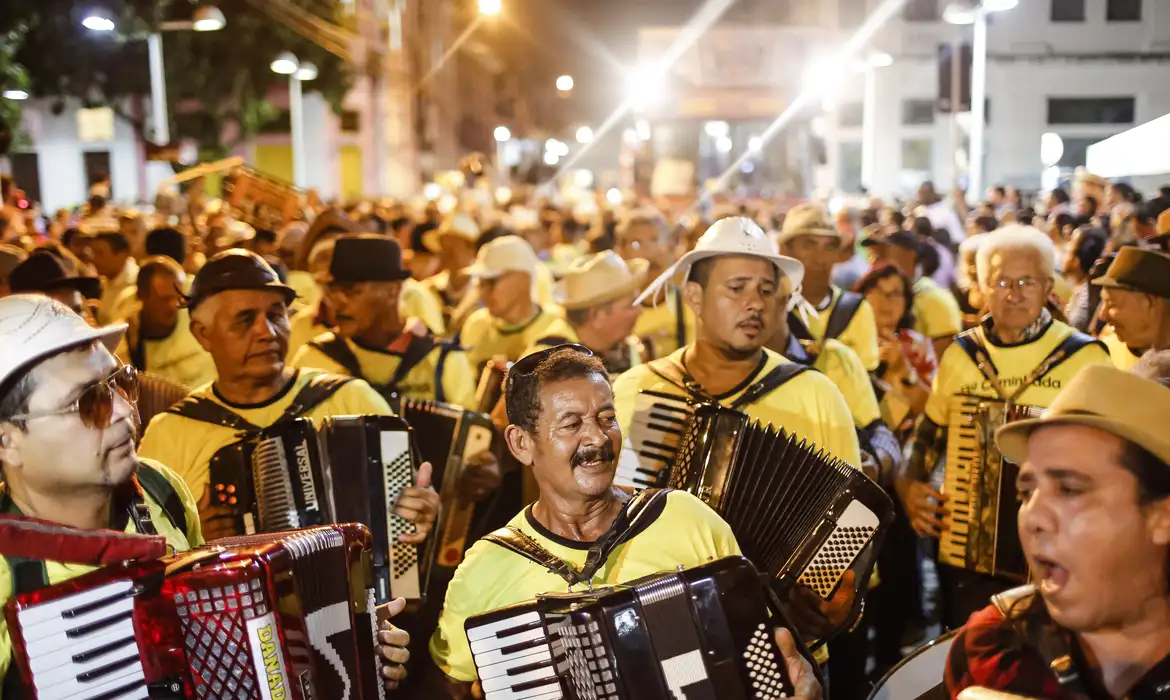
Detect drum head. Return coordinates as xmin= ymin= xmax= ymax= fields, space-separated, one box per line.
xmin=867 ymin=630 xmax=958 ymax=700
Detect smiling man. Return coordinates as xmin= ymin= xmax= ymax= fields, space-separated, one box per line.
xmin=427 ymin=345 xmax=821 ymax=699
xmin=946 ymin=365 xmax=1170 ymax=700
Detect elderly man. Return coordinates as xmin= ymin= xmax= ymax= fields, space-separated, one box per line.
xmin=1096 ymin=247 xmax=1170 ymax=365
xmin=613 ymin=217 xmax=861 ymax=467
xmin=526 ymin=251 xmax=646 ymax=375
xmin=615 ymin=210 xmax=694 ymax=360
xmin=864 ymin=228 xmax=963 ymax=357
xmin=422 ymin=214 xmax=480 ymax=323
xmin=458 ymin=235 xmax=560 ymax=372
xmin=138 ymin=250 xmax=438 ymax=550
xmin=778 ymin=203 xmax=880 ymax=371
xmin=945 ymin=365 xmax=1170 ymax=699
xmin=8 ymin=251 xmax=100 ymax=317
xmin=90 ymin=231 xmax=139 ymax=324
xmin=292 ymin=234 xmax=476 ymax=408
xmin=427 ymin=346 xmax=822 ymax=699
xmin=114 ymin=256 xmax=216 ymax=389
xmin=0 ymin=296 xmax=203 ymax=687
xmin=898 ymin=224 xmax=1110 ymax=630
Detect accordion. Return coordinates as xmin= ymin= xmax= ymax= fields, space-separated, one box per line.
xmin=466 ymin=556 xmax=795 ymax=700
xmin=619 ymin=393 xmax=893 ymax=600
xmin=940 ymin=395 xmax=1040 ymax=581
xmin=399 ymin=399 xmax=494 ymax=568
xmin=614 ymin=391 xmax=693 ymax=490
xmin=6 ymin=524 xmax=387 ymax=700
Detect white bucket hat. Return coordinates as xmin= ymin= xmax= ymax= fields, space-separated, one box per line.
xmin=634 ymin=216 xmax=804 ymax=305
xmin=0 ymin=295 xmax=127 ymax=392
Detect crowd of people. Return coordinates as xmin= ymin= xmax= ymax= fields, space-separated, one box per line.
xmin=2 ymin=163 xmax=1170 ymax=699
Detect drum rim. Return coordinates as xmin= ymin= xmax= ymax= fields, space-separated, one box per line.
xmin=865 ymin=629 xmax=959 ymax=700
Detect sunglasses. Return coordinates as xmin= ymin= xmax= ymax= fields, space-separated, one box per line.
xmin=506 ymin=343 xmax=594 ymax=393
xmin=9 ymin=365 xmax=140 ymax=430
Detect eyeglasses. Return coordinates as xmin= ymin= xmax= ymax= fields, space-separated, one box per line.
xmin=8 ymin=365 xmax=140 ymax=430
xmin=506 ymin=343 xmax=594 ymax=393
xmin=989 ymin=277 xmax=1044 ymax=294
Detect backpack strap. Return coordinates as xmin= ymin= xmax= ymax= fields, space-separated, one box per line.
xmin=135 ymin=463 xmax=189 ymax=541
xmin=672 ymin=286 xmax=687 ymax=352
xmin=4 ymin=555 xmax=49 ymax=596
xmin=433 ymin=341 xmax=464 ymax=404
xmin=730 ymin=363 xmax=813 ymax=410
xmin=166 ymin=395 xmax=262 ymax=432
xmin=823 ymin=291 xmax=864 ymax=342
xmin=387 ymin=334 xmax=440 ymax=390
xmin=788 ymin=310 xmax=816 ymax=342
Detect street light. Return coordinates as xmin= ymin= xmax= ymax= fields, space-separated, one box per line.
xmin=946 ymin=0 xmax=1017 ymax=198
xmin=2 ymin=90 xmax=28 ymax=101
xmin=575 ymin=126 xmax=594 ymax=144
xmin=493 ymin=125 xmax=511 ymax=142
xmin=82 ymin=8 xmax=116 ymax=32
xmin=192 ymin=4 xmax=227 ymax=32
xmin=271 ymin=53 xmax=315 ymax=188
xmin=478 ymin=0 xmax=502 ymax=16
xmin=556 ymin=75 xmax=574 ymax=92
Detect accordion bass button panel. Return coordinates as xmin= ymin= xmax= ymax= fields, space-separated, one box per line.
xmin=795 ymin=500 xmax=881 ymax=599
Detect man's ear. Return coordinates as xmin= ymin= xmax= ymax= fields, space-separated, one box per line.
xmin=683 ymin=280 xmax=703 ymax=315
xmin=190 ymin=318 xmax=213 ymax=353
xmin=504 ymin=425 xmax=534 ymax=467
xmin=0 ymin=425 xmax=25 ymax=471
xmin=1148 ymin=495 xmax=1170 ymax=547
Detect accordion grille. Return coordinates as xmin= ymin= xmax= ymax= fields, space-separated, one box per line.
xmin=384 ymin=449 xmax=419 ymax=579
xmin=253 ymin=436 xmax=300 ymax=532
xmin=176 ymin=576 xmax=268 ymax=699
xmin=551 ymin=613 xmax=617 ymax=700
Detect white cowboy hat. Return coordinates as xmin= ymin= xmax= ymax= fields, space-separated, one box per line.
xmin=0 ymin=295 xmax=127 ymax=392
xmin=634 ymin=216 xmax=804 ymax=305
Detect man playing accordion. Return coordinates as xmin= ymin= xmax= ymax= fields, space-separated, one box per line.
xmin=897 ymin=225 xmax=1110 ymax=629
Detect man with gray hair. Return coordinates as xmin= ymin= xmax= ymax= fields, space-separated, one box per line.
xmin=615 ymin=209 xmax=693 ymax=360
xmin=896 ymin=224 xmax=1111 ymax=629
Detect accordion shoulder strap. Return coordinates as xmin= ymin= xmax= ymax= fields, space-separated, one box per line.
xmin=731 ymin=363 xmax=812 ymax=410
xmin=166 ymin=395 xmax=261 ymax=432
xmin=787 ymin=310 xmax=815 ymax=342
xmin=4 ymin=555 xmax=49 ymax=595
xmin=310 ymin=332 xmax=439 ymax=398
xmin=309 ymin=332 xmax=364 ymax=378
xmin=136 ymin=463 xmax=189 ymax=540
xmin=824 ymin=291 xmax=864 ymax=342
xmin=280 ymin=372 xmax=354 ymax=420
xmin=955 ymin=328 xmax=1103 ymax=403
xmin=484 ymin=488 xmax=673 ymax=586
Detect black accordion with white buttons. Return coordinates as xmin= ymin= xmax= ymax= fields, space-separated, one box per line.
xmin=6 ymin=524 xmax=387 ymax=700
xmin=619 ymin=394 xmax=894 ymax=601
xmin=465 ymin=556 xmax=796 ymax=700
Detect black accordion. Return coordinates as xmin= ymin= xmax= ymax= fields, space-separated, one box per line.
xmin=940 ymin=395 xmax=1039 ymax=581
xmin=620 ymin=392 xmax=894 ymax=600
xmin=465 ymin=557 xmax=796 ymax=700
xmin=6 ymin=524 xmax=386 ymax=700
xmin=398 ymin=399 xmax=494 ymax=567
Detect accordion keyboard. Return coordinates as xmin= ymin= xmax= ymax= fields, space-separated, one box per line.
xmin=467 ymin=605 xmax=563 ymax=700
xmin=940 ymin=396 xmax=986 ymax=570
xmin=15 ymin=578 xmax=148 ymax=700
xmin=614 ymin=391 xmax=693 ymax=490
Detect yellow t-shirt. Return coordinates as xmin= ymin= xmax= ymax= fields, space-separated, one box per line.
xmin=459 ymin=306 xmax=562 ymax=371
xmin=613 ymin=348 xmax=862 ymax=467
xmin=138 ymin=368 xmax=394 ymax=497
xmin=287 ymin=302 xmax=330 ymax=362
xmin=634 ymin=286 xmax=696 ymax=362
xmin=0 ymin=459 xmax=203 ymax=688
xmin=401 ymin=277 xmax=447 ymax=336
xmin=290 ymin=332 xmax=478 ymax=409
xmin=428 ymin=490 xmax=741 ymax=682
xmin=785 ymin=337 xmax=882 ymax=429
xmin=522 ymin=318 xmax=644 ymax=376
xmin=800 ymin=287 xmax=880 ymax=372
xmin=925 ymin=320 xmax=1111 ymax=426
xmin=114 ymin=309 xmax=216 ymax=389
xmin=913 ymin=277 xmax=963 ymax=341
xmin=287 ymin=269 xmax=321 ymax=313
xmin=1099 ymin=325 xmax=1142 ymax=371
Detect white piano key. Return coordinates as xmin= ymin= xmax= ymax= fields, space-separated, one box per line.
xmin=467 ymin=610 xmax=541 ymax=643
xmin=16 ymin=580 xmax=134 ymax=628
xmin=33 ymin=660 xmax=146 ymax=700
xmin=482 ymin=680 xmax=564 ymax=700
xmin=470 ymin=625 xmax=549 ymax=656
xmin=480 ymin=662 xmax=559 ymax=693
xmin=27 ymin=618 xmax=137 ymax=675
xmin=19 ymin=596 xmax=135 ymax=646
xmin=477 ymin=646 xmax=553 ymax=680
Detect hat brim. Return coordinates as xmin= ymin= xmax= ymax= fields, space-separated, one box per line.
xmin=634 ymin=249 xmax=804 ymax=306
xmin=463 ymin=262 xmax=533 ymax=279
xmin=997 ymin=413 xmax=1170 ymax=471
xmin=184 ymin=283 xmax=298 ymax=310
xmin=328 ymin=270 xmax=413 ymax=284
xmin=1091 ymin=275 xmax=1130 ymax=290
xmin=557 ymin=259 xmax=651 ymax=310
xmin=776 ymin=227 xmax=839 ymax=249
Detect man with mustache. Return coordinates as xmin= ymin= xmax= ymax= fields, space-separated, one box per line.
xmin=138 ymin=250 xmax=439 ymax=549
xmin=898 ymin=225 xmax=1110 ymax=631
xmin=0 ymin=295 xmax=203 ymax=689
xmin=1096 ymin=247 xmax=1170 ymax=364
xmin=945 ymin=365 xmax=1170 ymax=699
xmin=426 ymin=345 xmax=823 ymax=699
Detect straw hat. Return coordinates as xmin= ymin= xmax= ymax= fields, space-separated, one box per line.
xmin=556 ymin=252 xmax=649 ymax=310
xmin=1092 ymin=246 xmax=1170 ymax=299
xmin=775 ymin=202 xmax=838 ymax=248
xmin=998 ymin=364 xmax=1170 ymax=469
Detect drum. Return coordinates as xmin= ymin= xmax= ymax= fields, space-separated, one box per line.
xmin=867 ymin=631 xmax=957 ymax=700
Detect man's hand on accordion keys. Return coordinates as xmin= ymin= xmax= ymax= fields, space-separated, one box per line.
xmin=197 ymin=484 xmax=243 ymax=541
xmin=774 ymin=627 xmax=824 ymax=700
xmin=459 ymin=450 xmax=502 ymax=503
xmin=895 ymin=477 xmax=949 ymax=538
xmin=393 ymin=460 xmax=440 ymax=543
xmin=376 ymin=597 xmax=411 ymax=693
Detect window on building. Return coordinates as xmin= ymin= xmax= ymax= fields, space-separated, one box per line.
xmin=259 ymin=109 xmax=292 ymax=134
xmin=838 ymin=102 xmax=864 ymax=128
xmin=1047 ymin=97 xmax=1135 ymax=125
xmin=1106 ymin=0 xmax=1141 ymax=21
xmin=899 ymin=138 xmax=933 ymax=190
xmin=1056 ymin=136 xmax=1107 ymax=168
xmin=838 ymin=0 xmax=868 ymax=28
xmin=1051 ymin=0 xmax=1086 ymax=21
xmin=82 ymin=151 xmax=112 ymax=199
xmin=902 ymin=99 xmax=936 ymax=125
xmin=11 ymin=153 xmax=41 ymax=207
xmin=839 ymin=141 xmax=863 ymax=193
xmin=902 ymin=0 xmax=939 ymax=22
xmin=340 ymin=110 xmax=361 ymax=133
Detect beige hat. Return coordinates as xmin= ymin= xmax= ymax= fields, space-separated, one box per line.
xmin=463 ymin=235 xmax=538 ymax=279
xmin=556 ymin=252 xmax=650 ymax=310
xmin=0 ymin=295 xmax=126 ymax=392
xmin=635 ymin=216 xmax=804 ymax=305
xmin=425 ymin=213 xmax=480 ymax=253
xmin=775 ymin=202 xmax=838 ymax=248
xmin=997 ymin=364 xmax=1170 ymax=469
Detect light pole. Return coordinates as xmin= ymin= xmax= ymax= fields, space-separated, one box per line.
xmin=271 ymin=53 xmax=317 ymax=188
xmin=945 ymin=0 xmax=1017 ymax=198
xmin=860 ymin=52 xmax=892 ymax=191
xmin=493 ymin=125 xmax=511 ymax=185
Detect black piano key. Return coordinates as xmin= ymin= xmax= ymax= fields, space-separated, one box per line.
xmin=67 ymin=609 xmax=133 ymax=638
xmin=90 ymin=678 xmax=148 ymax=700
xmin=76 ymin=651 xmax=141 ymax=681
xmin=501 ymin=635 xmax=554 ymax=656
xmin=506 ymin=658 xmax=554 ymax=676
xmin=72 ymin=634 xmax=138 ymax=663
xmin=62 ymin=589 xmax=135 ymax=618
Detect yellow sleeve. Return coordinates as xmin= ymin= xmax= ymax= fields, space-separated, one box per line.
xmin=459 ymin=310 xmax=491 ymax=370
xmin=440 ymin=349 xmax=479 ymax=409
xmin=916 ymin=288 xmax=962 ymax=339
xmin=0 ymin=562 xmax=12 ymax=692
xmin=664 ymin=491 xmax=743 ymax=559
xmin=925 ymin=343 xmax=966 ymax=426
xmin=428 ymin=544 xmax=498 ymax=683
xmin=329 ymin=378 xmax=396 ymax=416
xmin=289 ymin=343 xmax=349 ymax=375
xmin=138 ymin=414 xmax=204 ymax=498
xmin=142 ymin=459 xmax=207 ymax=549
xmin=820 ymin=343 xmax=882 ymax=428
xmin=611 ymin=365 xmax=648 ymax=439
xmin=843 ymin=299 xmax=880 ymax=372
xmin=401 ymin=284 xmax=447 ymax=336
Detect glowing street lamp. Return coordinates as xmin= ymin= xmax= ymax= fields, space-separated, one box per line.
xmin=575 ymin=126 xmax=594 ymax=144
xmin=479 ymin=0 xmax=502 ymax=16
xmin=3 ymin=90 xmax=29 ymax=101
xmin=556 ymin=75 xmax=575 ymax=92
xmin=192 ymin=4 xmax=227 ymax=31
xmin=270 ymin=52 xmax=299 ymax=75
xmin=494 ymin=125 xmax=512 ymax=142
xmin=82 ymin=8 xmax=116 ymax=32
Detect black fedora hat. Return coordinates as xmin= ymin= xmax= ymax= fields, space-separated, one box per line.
xmin=9 ymin=252 xmax=101 ymax=299
xmin=329 ymin=234 xmax=412 ymax=283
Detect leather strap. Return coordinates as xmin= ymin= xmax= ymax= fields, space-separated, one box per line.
xmin=955 ymin=329 xmax=1104 ymax=404
xmin=136 ymin=463 xmax=188 ymax=540
xmin=310 ymin=332 xmax=440 ymax=399
xmin=823 ymin=291 xmax=864 ymax=342
xmin=167 ymin=371 xmax=354 ymax=432
xmin=648 ymin=358 xmax=811 ymax=411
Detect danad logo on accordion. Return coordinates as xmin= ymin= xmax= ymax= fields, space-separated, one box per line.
xmin=246 ymin=613 xmax=292 ymax=700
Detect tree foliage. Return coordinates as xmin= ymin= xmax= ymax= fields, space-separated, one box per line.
xmin=0 ymin=0 xmax=354 ymax=157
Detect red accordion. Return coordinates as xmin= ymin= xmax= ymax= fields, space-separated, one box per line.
xmin=6 ymin=524 xmax=387 ymax=700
